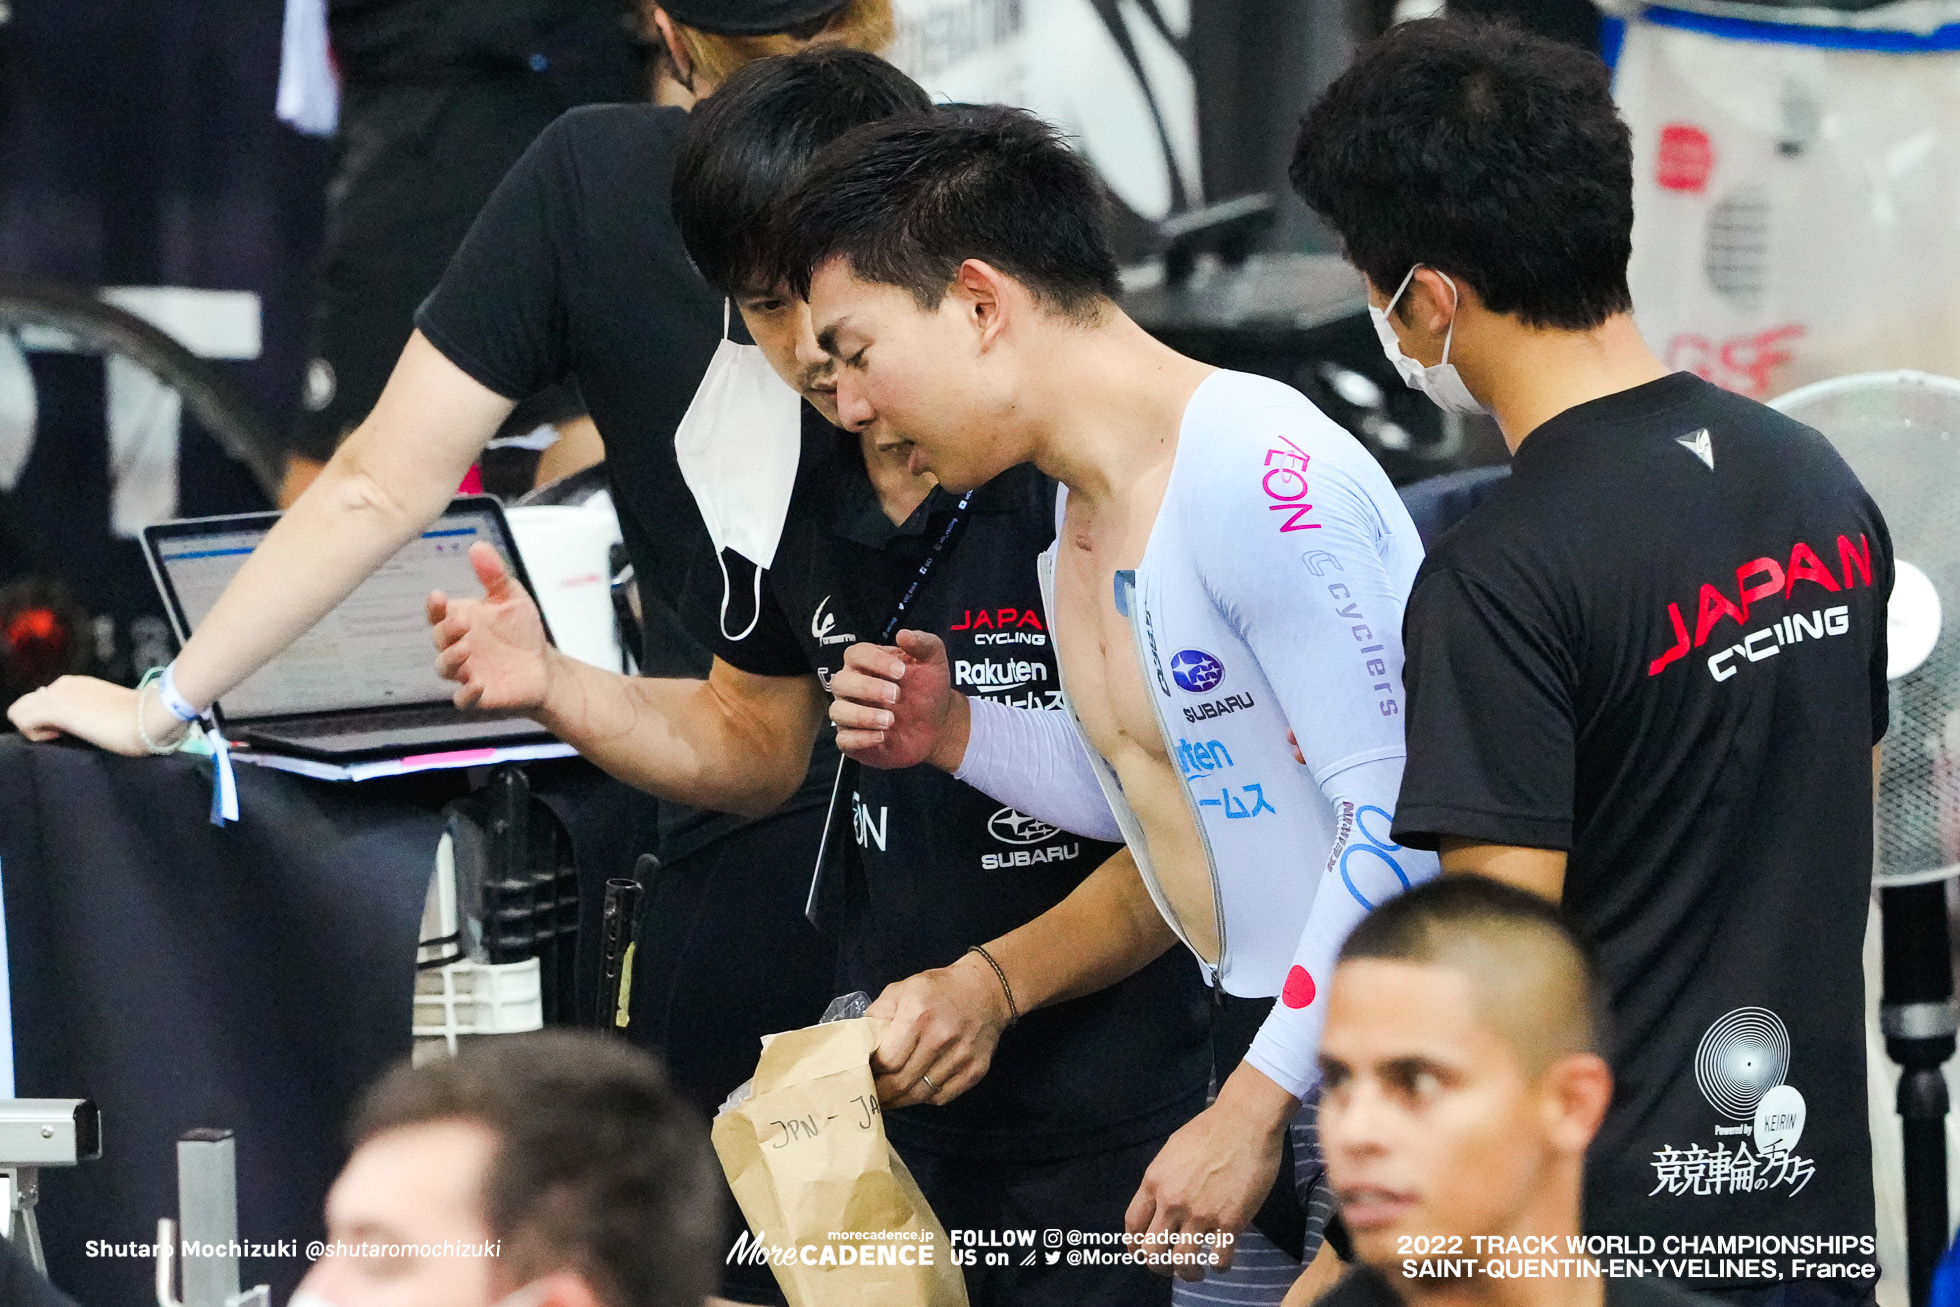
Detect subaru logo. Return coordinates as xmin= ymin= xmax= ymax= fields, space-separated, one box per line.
xmin=988 ymin=808 xmax=1060 ymax=846
xmin=1169 ymin=649 xmax=1224 ymax=694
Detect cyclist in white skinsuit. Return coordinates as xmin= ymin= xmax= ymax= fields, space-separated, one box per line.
xmin=841 ymin=369 xmax=1441 ymax=1304
xmin=794 ymin=106 xmax=1440 ymax=1305
xmin=953 ymin=367 xmax=1439 ymax=1124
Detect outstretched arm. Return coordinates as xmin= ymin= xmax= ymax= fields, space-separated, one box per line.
xmin=9 ymin=333 xmax=510 ymax=752
xmin=952 ymin=696 xmax=1122 ymax=841
xmin=430 ymin=542 xmax=825 ymax=816
xmin=13 ymin=112 xmax=597 ymax=754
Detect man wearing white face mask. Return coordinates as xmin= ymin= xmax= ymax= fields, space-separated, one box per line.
xmin=433 ymin=51 xmax=1213 ymax=1307
xmin=1293 ymin=20 xmax=1890 ymax=1303
xmin=294 ymin=1031 xmax=719 ymax=1307
xmin=1367 ymin=265 xmax=1487 ymax=420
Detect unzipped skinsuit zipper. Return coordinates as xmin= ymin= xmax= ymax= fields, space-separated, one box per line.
xmin=1036 ymin=551 xmax=1231 ymax=996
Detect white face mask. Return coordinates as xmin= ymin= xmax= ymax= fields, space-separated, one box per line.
xmin=674 ymin=301 xmax=805 ymax=640
xmin=1369 ymin=265 xmax=1488 ymax=417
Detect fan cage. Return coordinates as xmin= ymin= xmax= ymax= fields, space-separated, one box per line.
xmin=1773 ymin=371 xmax=1960 ymax=887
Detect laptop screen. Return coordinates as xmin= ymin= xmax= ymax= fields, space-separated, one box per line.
xmin=149 ymin=500 xmax=523 ymax=722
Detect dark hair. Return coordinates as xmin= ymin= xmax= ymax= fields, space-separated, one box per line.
xmin=1341 ymin=874 xmax=1609 ymax=1055
xmin=350 ymin=1032 xmax=719 ymax=1307
xmin=1290 ymin=18 xmax=1634 ymax=331
xmin=775 ymin=105 xmax=1122 ymax=319
xmin=674 ymin=46 xmax=932 ymax=294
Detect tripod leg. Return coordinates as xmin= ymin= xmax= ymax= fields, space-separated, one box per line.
xmin=5 ymin=1169 xmax=45 ymax=1275
xmin=1900 ymin=1071 xmax=1951 ymax=1307
xmin=1881 ymin=882 xmax=1958 ymax=1307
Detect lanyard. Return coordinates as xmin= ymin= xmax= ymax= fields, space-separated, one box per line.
xmin=879 ymin=488 xmax=975 ymax=642
xmin=806 ymin=487 xmax=976 ymax=928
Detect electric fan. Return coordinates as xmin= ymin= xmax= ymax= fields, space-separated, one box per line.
xmin=1772 ymin=371 xmax=1960 ymax=1307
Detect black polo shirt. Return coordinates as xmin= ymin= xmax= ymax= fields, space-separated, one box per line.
xmin=1393 ymin=373 xmax=1889 ymax=1287
xmin=699 ymin=412 xmax=1211 ymax=1161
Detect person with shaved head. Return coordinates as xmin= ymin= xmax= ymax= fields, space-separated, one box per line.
xmin=1308 ymin=876 xmax=1719 ymax=1307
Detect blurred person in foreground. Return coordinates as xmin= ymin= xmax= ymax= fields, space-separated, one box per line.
xmin=1311 ymin=875 xmax=1715 ymax=1307
xmin=293 ymin=1030 xmax=718 ymax=1307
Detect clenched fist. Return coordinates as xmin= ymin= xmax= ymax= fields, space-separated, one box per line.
xmin=825 ymin=629 xmax=969 ymax=771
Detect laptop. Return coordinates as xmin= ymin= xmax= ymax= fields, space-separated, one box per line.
xmin=142 ymin=496 xmax=560 ymax=762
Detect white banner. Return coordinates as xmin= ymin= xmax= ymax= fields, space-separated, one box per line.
xmin=1619 ymin=18 xmax=1960 ymax=399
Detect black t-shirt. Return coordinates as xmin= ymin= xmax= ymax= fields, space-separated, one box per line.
xmin=415 ymin=104 xmax=834 ymax=863
xmin=1393 ymin=373 xmax=1890 ymax=1284
xmin=1317 ymin=1261 xmax=1729 ymax=1307
xmin=297 ymin=67 xmax=629 ymax=457
xmin=701 ymin=412 xmax=1211 ymax=1160
xmin=330 ymin=0 xmax=645 ymax=92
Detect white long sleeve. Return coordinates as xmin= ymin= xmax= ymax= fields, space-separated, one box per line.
xmin=952 ymin=695 xmax=1124 ymax=842
xmin=1241 ymin=754 xmax=1440 ymax=1098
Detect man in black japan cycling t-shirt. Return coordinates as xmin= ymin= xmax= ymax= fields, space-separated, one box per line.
xmin=1393 ymin=372 xmax=1890 ymax=1293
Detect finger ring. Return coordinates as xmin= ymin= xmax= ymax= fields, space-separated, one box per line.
xmin=921 ymin=1074 xmax=939 ymax=1092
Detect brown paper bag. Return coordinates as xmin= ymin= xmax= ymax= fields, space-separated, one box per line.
xmin=712 ymin=1016 xmax=969 ymax=1307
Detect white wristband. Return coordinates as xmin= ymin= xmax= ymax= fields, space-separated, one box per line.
xmin=157 ymin=664 xmax=204 ymax=722
xmin=155 ymin=662 xmax=238 ymax=825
